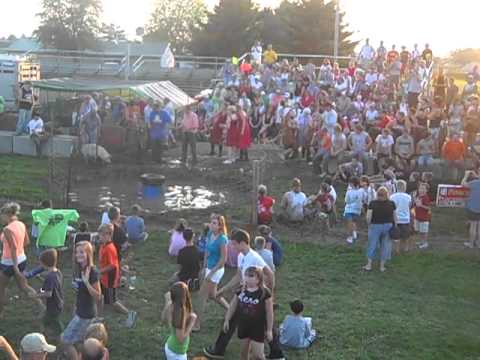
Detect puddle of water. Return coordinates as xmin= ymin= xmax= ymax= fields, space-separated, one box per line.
xmin=70 ymin=179 xmax=226 ymax=213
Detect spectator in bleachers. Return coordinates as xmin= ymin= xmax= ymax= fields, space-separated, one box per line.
xmin=441 ymin=133 xmax=466 ymax=182
xmin=27 ymin=112 xmax=50 ymax=157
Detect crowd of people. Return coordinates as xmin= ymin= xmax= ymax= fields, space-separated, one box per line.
xmin=3 ymin=39 xmax=480 ymax=360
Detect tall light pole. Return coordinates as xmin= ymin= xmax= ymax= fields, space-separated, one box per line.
xmin=333 ymin=0 xmax=340 ymax=61
xmin=125 ymin=41 xmax=131 ymax=81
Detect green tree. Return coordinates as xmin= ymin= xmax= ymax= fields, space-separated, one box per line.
xmin=256 ymin=8 xmax=290 ymax=51
xmin=146 ymin=0 xmax=208 ymax=54
xmin=277 ymin=0 xmax=356 ymax=56
xmin=99 ymin=23 xmax=126 ymax=42
xmin=448 ymin=48 xmax=480 ymax=67
xmin=35 ymin=0 xmax=102 ymax=50
xmin=190 ymin=0 xmax=260 ymax=57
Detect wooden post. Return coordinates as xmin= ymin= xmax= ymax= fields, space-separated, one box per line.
xmin=251 ymin=160 xmax=260 ymax=226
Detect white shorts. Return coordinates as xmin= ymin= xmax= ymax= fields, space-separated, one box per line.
xmin=414 ymin=220 xmax=429 ymax=234
xmin=205 ymin=267 xmax=225 ymax=285
xmin=164 ymin=343 xmax=187 ymax=360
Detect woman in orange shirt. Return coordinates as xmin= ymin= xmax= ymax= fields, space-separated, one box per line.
xmin=0 ymin=202 xmax=38 ymax=317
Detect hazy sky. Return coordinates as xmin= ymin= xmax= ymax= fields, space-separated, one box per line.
xmin=0 ymin=0 xmax=478 ymax=56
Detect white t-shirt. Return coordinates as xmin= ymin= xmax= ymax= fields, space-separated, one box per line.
xmin=284 ymin=191 xmax=307 ymax=221
xmin=329 ymin=187 xmax=337 ymax=203
xmin=28 ymin=118 xmax=44 ymax=135
xmin=390 ymin=192 xmax=412 ymax=224
xmin=251 ymin=45 xmax=263 ymax=63
xmin=376 ymin=134 xmax=394 ymax=154
xmin=237 ymin=249 xmax=268 ymax=280
xmin=101 ymin=212 xmax=110 ymax=225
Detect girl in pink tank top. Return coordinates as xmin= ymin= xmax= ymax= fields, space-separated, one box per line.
xmin=0 ymin=202 xmax=39 ymax=317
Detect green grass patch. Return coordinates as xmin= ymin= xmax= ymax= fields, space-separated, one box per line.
xmin=0 ymin=155 xmax=49 ymax=202
xmin=1 ymin=234 xmax=480 ymax=359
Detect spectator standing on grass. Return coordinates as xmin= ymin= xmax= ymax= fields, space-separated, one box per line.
xmin=61 ymin=242 xmax=101 ymax=360
xmin=364 ymin=186 xmax=396 ymax=272
xmin=279 ymin=299 xmax=317 ymax=349
xmin=257 ymin=225 xmax=284 ymax=267
xmin=169 ymin=228 xmax=201 ymax=287
xmin=222 ymin=266 xmax=274 ymax=360
xmin=344 ymin=176 xmax=364 ymax=244
xmin=125 ymin=205 xmax=148 ymax=243
xmin=97 ymin=224 xmax=137 ymax=328
xmin=31 ymin=249 xmax=64 ymax=341
xmin=108 ymin=207 xmax=128 ymax=262
xmin=195 ymin=214 xmax=229 ymax=331
xmin=179 ymin=105 xmax=199 ymax=165
xmin=413 ymin=183 xmax=431 ymax=249
xmin=462 ymin=171 xmax=480 ymax=248
xmin=162 ymin=282 xmax=197 ymax=360
xmin=255 ymin=236 xmax=275 ymax=272
xmin=0 ymin=202 xmax=40 ymax=319
xmin=390 ymin=180 xmax=413 ymax=253
xmin=204 ymin=229 xmax=284 ymax=360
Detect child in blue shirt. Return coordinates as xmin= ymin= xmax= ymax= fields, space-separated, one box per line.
xmin=280 ymin=300 xmax=316 ymax=349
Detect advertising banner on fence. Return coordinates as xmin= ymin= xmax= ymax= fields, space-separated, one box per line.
xmin=436 ymin=184 xmax=470 ymax=207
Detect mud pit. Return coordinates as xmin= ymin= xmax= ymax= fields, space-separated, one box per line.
xmin=67 ymin=156 xmax=250 ymax=219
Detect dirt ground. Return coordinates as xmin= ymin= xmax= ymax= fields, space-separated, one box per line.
xmin=67 ymin=140 xmax=475 ymax=254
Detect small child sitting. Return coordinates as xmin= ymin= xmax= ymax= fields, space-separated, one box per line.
xmin=168 ymin=218 xmax=187 ymax=257
xmin=125 ymin=205 xmax=149 ymax=243
xmin=280 ymin=299 xmax=317 ymax=349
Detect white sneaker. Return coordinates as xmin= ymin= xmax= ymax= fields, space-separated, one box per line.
xmin=346 ymin=237 xmax=354 ymax=244
xmin=464 ymin=242 xmax=474 ymax=249
xmin=419 ymin=242 xmax=429 ymax=249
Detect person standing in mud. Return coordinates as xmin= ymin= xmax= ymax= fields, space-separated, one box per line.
xmin=179 ymin=105 xmax=200 ymax=165
xmin=148 ymin=102 xmax=172 ymax=164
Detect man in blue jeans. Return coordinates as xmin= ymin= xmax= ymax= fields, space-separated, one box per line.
xmin=16 ymin=81 xmax=34 ymax=135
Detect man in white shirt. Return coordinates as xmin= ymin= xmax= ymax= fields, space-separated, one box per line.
xmin=28 ymin=113 xmax=50 ymax=157
xmin=204 ymin=229 xmax=285 ymax=360
xmin=251 ymin=41 xmax=263 ymax=65
xmin=358 ymin=39 xmax=375 ymax=67
xmin=280 ymin=178 xmax=307 ymax=222
xmin=411 ymin=44 xmax=420 ymax=60
xmin=390 ymin=180 xmax=412 ymax=253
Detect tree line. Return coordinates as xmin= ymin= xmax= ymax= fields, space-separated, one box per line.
xmin=34 ymin=0 xmax=357 ymax=57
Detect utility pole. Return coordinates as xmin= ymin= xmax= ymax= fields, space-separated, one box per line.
xmin=125 ymin=41 xmax=131 ymax=81
xmin=333 ymin=0 xmax=340 ymax=61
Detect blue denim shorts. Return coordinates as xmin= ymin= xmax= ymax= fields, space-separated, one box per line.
xmin=344 ymin=213 xmax=360 ymax=221
xmin=62 ymin=315 xmax=93 ymax=345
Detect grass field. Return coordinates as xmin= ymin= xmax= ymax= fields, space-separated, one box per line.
xmin=1 ymin=234 xmax=480 ymax=360
xmin=0 ymin=155 xmax=48 ymax=202
xmin=1 ymin=155 xmax=480 ymax=359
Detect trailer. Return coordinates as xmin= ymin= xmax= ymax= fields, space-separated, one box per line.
xmin=0 ymin=54 xmax=40 ymax=111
